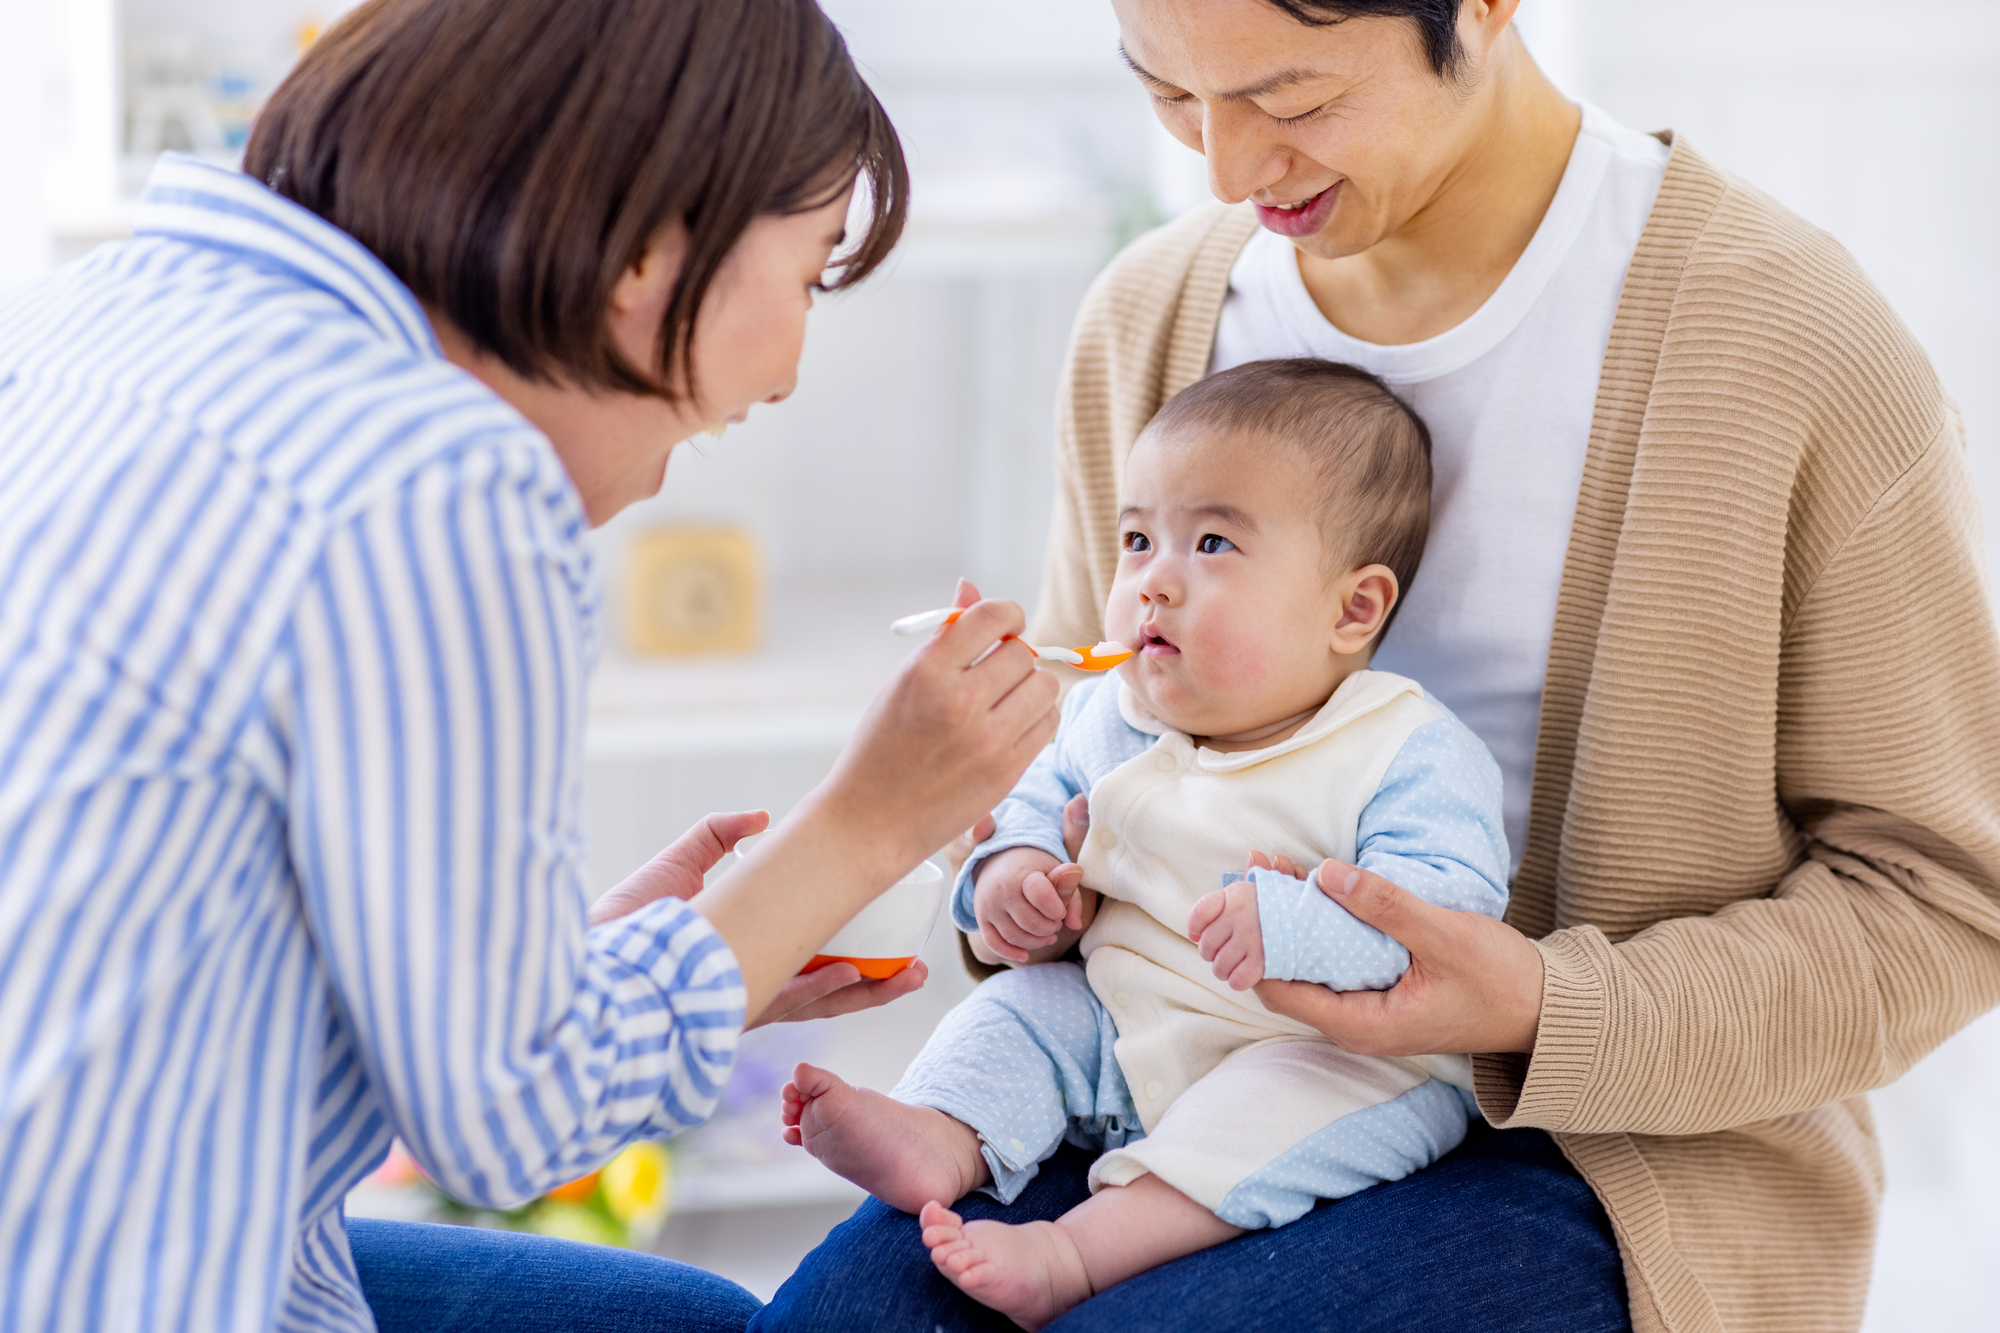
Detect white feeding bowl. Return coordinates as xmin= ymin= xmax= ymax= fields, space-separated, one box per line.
xmin=733 ymin=834 xmax=947 ymax=979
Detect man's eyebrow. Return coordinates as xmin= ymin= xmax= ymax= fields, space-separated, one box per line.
xmin=1117 ymin=42 xmax=1332 ymax=102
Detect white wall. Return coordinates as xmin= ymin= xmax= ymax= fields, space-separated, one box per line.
xmin=0 ymin=0 xmax=53 ymax=291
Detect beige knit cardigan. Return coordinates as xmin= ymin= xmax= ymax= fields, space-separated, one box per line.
xmin=1023 ymin=136 xmax=2000 ymax=1332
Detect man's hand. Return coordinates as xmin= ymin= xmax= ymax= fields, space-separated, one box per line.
xmin=589 ymin=810 xmax=769 ymax=927
xmin=973 ymin=847 xmax=1088 ymax=964
xmin=1253 ymin=860 xmax=1544 ymax=1056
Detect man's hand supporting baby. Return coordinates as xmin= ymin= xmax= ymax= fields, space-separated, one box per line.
xmin=1193 ymin=851 xmax=1543 ymax=1056
xmin=1255 ymin=861 xmax=1545 ymax=1056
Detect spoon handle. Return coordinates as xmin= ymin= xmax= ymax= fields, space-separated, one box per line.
xmin=889 ymin=606 xmax=961 ymax=636
xmin=889 ymin=607 xmax=1131 ymax=672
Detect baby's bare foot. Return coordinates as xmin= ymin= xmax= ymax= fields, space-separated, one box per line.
xmin=919 ymin=1201 xmax=1093 ymax=1332
xmin=780 ymin=1063 xmax=988 ymax=1214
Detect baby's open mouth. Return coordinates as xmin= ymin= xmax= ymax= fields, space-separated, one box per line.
xmin=1141 ymin=627 xmax=1180 ymax=656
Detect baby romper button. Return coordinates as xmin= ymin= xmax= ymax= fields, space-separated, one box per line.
xmin=1112 ymin=990 xmax=1132 ymax=1007
xmin=1154 ymin=752 xmax=1176 ymax=772
xmin=1096 ymin=828 xmax=1117 ymax=849
xmin=1143 ymin=1080 xmax=1163 ymax=1100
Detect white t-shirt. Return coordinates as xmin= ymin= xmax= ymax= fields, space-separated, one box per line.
xmin=1210 ymin=103 xmax=1669 ymax=874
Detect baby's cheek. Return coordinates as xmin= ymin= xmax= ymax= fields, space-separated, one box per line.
xmin=1102 ymin=583 xmax=1143 ymax=638
xmin=1194 ymin=626 xmax=1277 ymax=692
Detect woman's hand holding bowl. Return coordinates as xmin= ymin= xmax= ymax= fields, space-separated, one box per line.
xmin=690 ymin=579 xmax=1061 ymax=1024
xmin=585 ymin=808 xmax=930 ymax=1028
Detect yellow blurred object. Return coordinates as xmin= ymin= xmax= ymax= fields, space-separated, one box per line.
xmin=295 ymin=19 xmax=323 ymax=52
xmin=600 ymin=1140 xmax=674 ymax=1232
xmin=625 ymin=527 xmax=760 ymax=656
xmin=527 ymin=1201 xmax=625 ymax=1248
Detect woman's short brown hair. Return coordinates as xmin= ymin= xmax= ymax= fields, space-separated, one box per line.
xmin=246 ymin=0 xmax=907 ymax=401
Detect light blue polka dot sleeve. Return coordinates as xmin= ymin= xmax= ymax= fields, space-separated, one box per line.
xmin=950 ymin=678 xmax=1155 ymax=932
xmin=1255 ymin=711 xmax=1510 ymax=989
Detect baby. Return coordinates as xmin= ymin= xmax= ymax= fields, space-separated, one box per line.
xmin=783 ymin=358 xmax=1509 ymax=1329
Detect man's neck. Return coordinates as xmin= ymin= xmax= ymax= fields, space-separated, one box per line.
xmin=1296 ymin=38 xmax=1582 ymax=347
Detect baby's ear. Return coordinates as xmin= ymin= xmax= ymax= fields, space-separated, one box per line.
xmin=1331 ymin=565 xmax=1398 ymax=655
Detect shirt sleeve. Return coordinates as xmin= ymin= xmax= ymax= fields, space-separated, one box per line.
xmin=276 ymin=440 xmax=744 ymax=1209
xmin=1259 ymin=716 xmax=1511 ymax=988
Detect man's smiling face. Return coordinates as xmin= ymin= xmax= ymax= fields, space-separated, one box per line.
xmin=1110 ymin=0 xmax=1482 ymax=262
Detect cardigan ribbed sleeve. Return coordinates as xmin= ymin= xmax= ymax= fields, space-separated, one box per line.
xmin=1478 ymin=416 xmax=2000 ymax=1136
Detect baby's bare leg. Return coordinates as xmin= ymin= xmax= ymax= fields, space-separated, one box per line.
xmin=1059 ymin=1173 xmax=1245 ymax=1293
xmin=782 ymin=1063 xmax=990 ymax=1214
xmin=922 ymin=1173 xmax=1242 ymax=1330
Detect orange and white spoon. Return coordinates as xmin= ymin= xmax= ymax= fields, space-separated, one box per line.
xmin=890 ymin=607 xmax=1135 ymax=671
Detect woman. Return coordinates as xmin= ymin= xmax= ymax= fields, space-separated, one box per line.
xmin=0 ymin=2 xmax=1059 ymax=1330
xmin=766 ymin=1 xmax=2000 ymax=1330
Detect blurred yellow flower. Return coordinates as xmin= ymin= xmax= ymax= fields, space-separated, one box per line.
xmin=526 ymin=1201 xmax=625 ymax=1248
xmin=599 ymin=1140 xmax=673 ymax=1234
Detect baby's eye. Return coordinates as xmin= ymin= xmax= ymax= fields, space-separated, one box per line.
xmin=1197 ymin=534 xmax=1235 ymax=555
xmin=1123 ymin=531 xmax=1152 ymax=553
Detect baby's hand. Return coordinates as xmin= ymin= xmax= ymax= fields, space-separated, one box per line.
xmin=1188 ymin=877 xmax=1264 ymax=990
xmin=973 ymin=847 xmax=1088 ymax=964
xmin=1247 ymin=849 xmax=1308 ymax=880
xmin=1189 ymin=850 xmax=1302 ymax=989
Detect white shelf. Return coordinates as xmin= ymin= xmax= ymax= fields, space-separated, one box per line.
xmin=671 ymin=1158 xmax=864 ymax=1215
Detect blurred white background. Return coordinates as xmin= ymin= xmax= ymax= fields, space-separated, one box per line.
xmin=1 ymin=0 xmax=1994 ymax=1324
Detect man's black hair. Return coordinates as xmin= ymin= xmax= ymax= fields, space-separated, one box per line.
xmin=1262 ymin=1 xmax=1466 ymax=81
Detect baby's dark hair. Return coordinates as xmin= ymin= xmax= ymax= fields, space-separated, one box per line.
xmin=1146 ymin=358 xmax=1433 ymax=641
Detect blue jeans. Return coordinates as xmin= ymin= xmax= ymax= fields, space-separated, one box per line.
xmin=348 ymin=1218 xmax=761 ymax=1333
xmin=753 ymin=1123 xmax=1630 ymax=1332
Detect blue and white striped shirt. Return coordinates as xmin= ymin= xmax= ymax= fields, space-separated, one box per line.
xmin=0 ymin=155 xmax=746 ymax=1333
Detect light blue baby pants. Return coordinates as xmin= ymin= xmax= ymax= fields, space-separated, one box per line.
xmin=892 ymin=962 xmax=1476 ymax=1229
